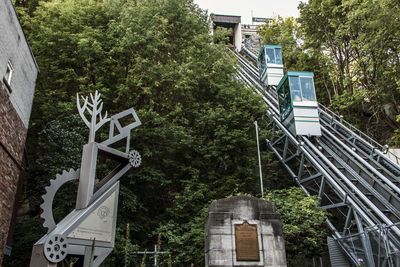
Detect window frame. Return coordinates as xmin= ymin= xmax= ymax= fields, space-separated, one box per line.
xmin=265 ymin=47 xmax=283 ymax=65
xmin=288 ymin=75 xmax=317 ymax=103
xmin=3 ymin=61 xmax=14 ymax=93
xmin=299 ymin=76 xmax=316 ymax=102
xmin=278 ymin=77 xmax=293 ymax=121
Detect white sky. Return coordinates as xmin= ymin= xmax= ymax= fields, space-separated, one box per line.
xmin=193 ymin=0 xmax=308 ymax=24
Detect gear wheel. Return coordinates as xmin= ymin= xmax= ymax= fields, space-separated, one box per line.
xmin=128 ymin=150 xmax=141 ymax=167
xmin=44 ymin=234 xmax=68 ymax=263
xmin=40 ymin=169 xmax=79 ymax=233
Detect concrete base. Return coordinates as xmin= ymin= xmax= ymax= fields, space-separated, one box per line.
xmin=205 ymin=196 xmax=287 ymax=267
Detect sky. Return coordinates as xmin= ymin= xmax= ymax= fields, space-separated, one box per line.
xmin=192 ymin=0 xmax=308 ymax=25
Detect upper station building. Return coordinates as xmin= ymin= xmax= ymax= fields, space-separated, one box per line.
xmin=211 ymin=14 xmax=243 ymax=51
xmin=0 ymin=0 xmax=39 ymax=263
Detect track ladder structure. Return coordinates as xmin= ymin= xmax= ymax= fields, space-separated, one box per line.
xmin=234 ymin=47 xmax=400 ymax=267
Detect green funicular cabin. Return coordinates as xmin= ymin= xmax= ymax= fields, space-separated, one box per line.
xmin=276 ymin=71 xmax=321 ymax=136
xmin=257 ymin=45 xmax=284 ymax=87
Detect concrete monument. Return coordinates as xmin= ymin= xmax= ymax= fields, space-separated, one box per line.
xmin=205 ymin=196 xmax=287 ymax=267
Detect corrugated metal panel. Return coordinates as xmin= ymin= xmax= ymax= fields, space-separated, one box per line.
xmin=327 ymin=237 xmax=351 ymax=267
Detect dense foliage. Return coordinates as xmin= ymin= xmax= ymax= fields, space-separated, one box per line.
xmin=264 ymin=187 xmax=329 ymax=265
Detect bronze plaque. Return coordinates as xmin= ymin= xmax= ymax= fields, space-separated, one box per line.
xmin=234 ymin=221 xmax=260 ymax=261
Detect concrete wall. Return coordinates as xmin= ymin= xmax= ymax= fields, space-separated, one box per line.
xmin=0 ymin=0 xmax=38 ymax=263
xmin=388 ymin=148 xmax=400 ymax=165
xmin=233 ymin=23 xmax=242 ymax=51
xmin=0 ymin=0 xmax=38 ymax=127
xmin=205 ymin=196 xmax=287 ymax=267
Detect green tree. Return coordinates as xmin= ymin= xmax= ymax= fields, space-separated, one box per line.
xmin=298 ymin=0 xmax=400 ymax=142
xmin=264 ymin=187 xmax=329 ymax=265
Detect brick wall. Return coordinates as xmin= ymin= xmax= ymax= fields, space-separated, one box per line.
xmin=0 ymin=82 xmax=27 ymax=265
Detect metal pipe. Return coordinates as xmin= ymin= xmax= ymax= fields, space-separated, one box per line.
xmin=254 ymin=121 xmax=264 ymax=197
xmin=321 ymin=125 xmax=400 ymax=196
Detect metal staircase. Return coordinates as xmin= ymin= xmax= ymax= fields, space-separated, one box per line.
xmin=234 ymin=47 xmax=400 ymax=267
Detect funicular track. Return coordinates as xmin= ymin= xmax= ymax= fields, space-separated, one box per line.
xmin=234 ymin=47 xmax=400 ymax=267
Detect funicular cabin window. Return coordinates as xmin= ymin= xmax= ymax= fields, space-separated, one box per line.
xmin=275 ymin=48 xmax=282 ymax=64
xmin=300 ymin=77 xmax=316 ymax=101
xmin=288 ymin=76 xmax=316 ymax=102
xmin=289 ymin=76 xmax=301 ymax=102
xmin=278 ymin=78 xmax=292 ymax=121
xmin=266 ymin=48 xmax=275 ymax=63
xmin=259 ymin=52 xmax=266 ymax=74
xmin=266 ymin=47 xmax=282 ymax=64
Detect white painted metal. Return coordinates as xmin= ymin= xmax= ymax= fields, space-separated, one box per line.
xmin=31 ymin=91 xmax=142 ymax=266
xmin=254 ymin=121 xmax=264 ymax=197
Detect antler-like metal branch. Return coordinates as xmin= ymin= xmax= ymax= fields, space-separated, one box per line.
xmin=77 ymin=90 xmax=110 ymax=143
xmin=77 ymin=94 xmax=90 ymax=127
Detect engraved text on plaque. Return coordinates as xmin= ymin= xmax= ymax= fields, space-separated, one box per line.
xmin=234 ymin=221 xmax=259 ymax=261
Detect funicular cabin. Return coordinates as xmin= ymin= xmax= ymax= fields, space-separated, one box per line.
xmin=257 ymin=45 xmax=284 ymax=87
xmin=276 ymin=71 xmax=321 ymax=136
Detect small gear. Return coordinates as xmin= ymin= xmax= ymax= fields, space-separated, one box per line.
xmin=44 ymin=234 xmax=68 ymax=263
xmin=40 ymin=169 xmax=79 ymax=233
xmin=128 ymin=150 xmax=141 ymax=167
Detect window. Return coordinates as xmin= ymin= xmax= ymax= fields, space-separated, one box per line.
xmin=275 ymin=48 xmax=282 ymax=64
xmin=278 ymin=78 xmax=292 ymax=121
xmin=3 ymin=61 xmax=14 ymax=92
xmin=300 ymin=77 xmax=316 ymax=101
xmin=265 ymin=47 xmax=283 ymax=64
xmin=287 ymin=76 xmax=317 ymax=102
xmin=266 ymin=48 xmax=275 ymax=63
xmin=259 ymin=52 xmax=266 ymax=75
xmin=289 ymin=76 xmax=302 ymax=102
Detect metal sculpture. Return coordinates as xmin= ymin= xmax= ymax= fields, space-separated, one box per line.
xmin=30 ymin=91 xmax=141 ymax=267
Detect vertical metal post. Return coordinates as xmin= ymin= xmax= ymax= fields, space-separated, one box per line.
xmin=354 ymin=211 xmax=375 ymax=267
xmin=282 ymin=136 xmax=289 ymax=160
xmin=297 ymin=153 xmax=305 ymax=179
xmin=254 ymin=121 xmax=264 ymax=197
xmin=154 ymin=244 xmax=157 ymax=266
xmin=343 ymin=207 xmax=353 ymax=235
xmin=318 ymin=176 xmax=325 ymax=200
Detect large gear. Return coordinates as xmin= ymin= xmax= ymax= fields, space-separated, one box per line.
xmin=40 ymin=169 xmax=79 ymax=233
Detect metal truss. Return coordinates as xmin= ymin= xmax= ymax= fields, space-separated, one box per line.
xmin=234 ymin=50 xmax=400 ymax=267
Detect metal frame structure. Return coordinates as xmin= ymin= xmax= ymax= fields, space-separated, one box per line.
xmin=234 ymin=50 xmax=400 ymax=267
xmin=30 ymin=91 xmax=142 ymax=266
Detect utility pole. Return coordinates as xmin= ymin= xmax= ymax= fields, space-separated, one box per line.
xmin=254 ymin=121 xmax=264 ymax=197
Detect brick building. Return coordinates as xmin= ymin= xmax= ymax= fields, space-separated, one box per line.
xmin=0 ymin=0 xmax=38 ymax=264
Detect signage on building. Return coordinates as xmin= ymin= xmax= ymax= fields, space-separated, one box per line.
xmin=252 ymin=17 xmax=272 ymax=23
